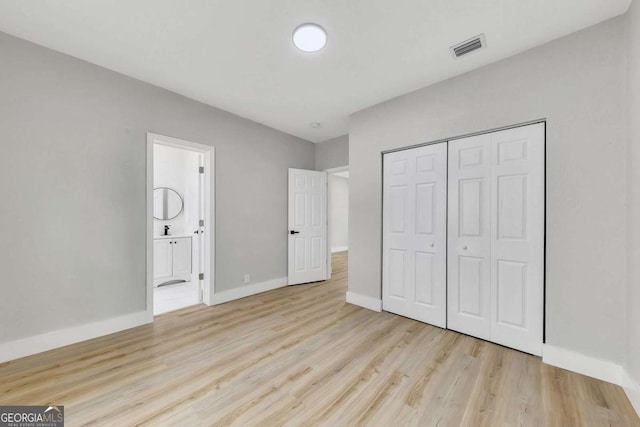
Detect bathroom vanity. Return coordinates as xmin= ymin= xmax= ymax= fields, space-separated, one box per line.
xmin=153 ymin=235 xmax=192 ymax=287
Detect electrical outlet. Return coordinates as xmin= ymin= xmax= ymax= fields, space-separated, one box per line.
xmin=244 ymin=274 xmax=250 ymax=284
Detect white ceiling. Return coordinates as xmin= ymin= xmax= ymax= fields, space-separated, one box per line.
xmin=0 ymin=0 xmax=631 ymax=142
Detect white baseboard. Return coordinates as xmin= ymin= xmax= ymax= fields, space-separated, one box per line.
xmin=346 ymin=291 xmax=382 ymax=312
xmin=0 ymin=310 xmax=152 ymax=364
xmin=331 ymin=246 xmax=349 ymax=253
xmin=212 ymin=277 xmax=287 ymax=305
xmin=542 ymin=344 xmax=625 ymax=386
xmin=624 ymin=371 xmax=640 ymax=417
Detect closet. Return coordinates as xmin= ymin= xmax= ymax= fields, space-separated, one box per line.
xmin=382 ymin=122 xmax=545 ymax=356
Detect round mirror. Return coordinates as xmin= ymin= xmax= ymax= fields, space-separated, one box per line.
xmin=153 ymin=188 xmax=183 ymax=220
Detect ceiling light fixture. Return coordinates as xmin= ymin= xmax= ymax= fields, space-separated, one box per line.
xmin=310 ymin=122 xmax=321 ymax=128
xmin=293 ymin=24 xmax=327 ymax=53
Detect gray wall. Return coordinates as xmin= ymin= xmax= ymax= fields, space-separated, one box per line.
xmin=348 ymin=17 xmax=627 ymax=364
xmin=315 ymin=135 xmax=349 ymax=170
xmin=0 ymin=32 xmax=315 ymax=343
xmin=627 ymin=1 xmax=640 ymax=385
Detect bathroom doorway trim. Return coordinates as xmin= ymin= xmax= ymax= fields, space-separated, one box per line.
xmin=146 ymin=132 xmax=215 ymax=317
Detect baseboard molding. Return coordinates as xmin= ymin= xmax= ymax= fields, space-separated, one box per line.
xmin=542 ymin=344 xmax=625 ymax=386
xmin=0 ymin=310 xmax=152 ymax=364
xmin=331 ymin=246 xmax=349 ymax=253
xmin=212 ymin=277 xmax=287 ymax=305
xmin=345 ymin=291 xmax=382 ymax=312
xmin=624 ymin=371 xmax=640 ymax=417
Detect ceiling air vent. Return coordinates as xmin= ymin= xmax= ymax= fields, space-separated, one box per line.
xmin=450 ymin=34 xmax=486 ymax=58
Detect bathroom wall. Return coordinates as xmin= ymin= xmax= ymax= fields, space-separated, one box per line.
xmin=153 ymin=144 xmax=200 ymax=237
xmin=153 ymin=144 xmax=201 ymax=275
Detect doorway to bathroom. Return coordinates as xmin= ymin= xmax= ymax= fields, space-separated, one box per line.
xmin=147 ymin=133 xmax=215 ymax=316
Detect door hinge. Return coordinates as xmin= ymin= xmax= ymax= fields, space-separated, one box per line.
xmin=199 ymin=273 xmax=204 ymax=280
xmin=199 ymin=219 xmax=204 ymax=227
xmin=199 ymin=166 xmax=205 ymax=174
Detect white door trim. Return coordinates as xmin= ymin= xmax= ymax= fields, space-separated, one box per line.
xmin=382 ymin=119 xmax=546 ymax=155
xmin=147 ymin=133 xmax=215 ymax=316
xmin=324 ymin=165 xmax=350 ymax=174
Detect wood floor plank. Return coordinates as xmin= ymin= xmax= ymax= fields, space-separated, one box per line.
xmin=0 ymin=251 xmax=638 ymax=426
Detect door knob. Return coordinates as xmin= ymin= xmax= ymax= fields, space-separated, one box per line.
xmin=430 ymin=243 xmax=435 ymax=248
xmin=462 ymin=245 xmax=468 ymax=250
xmin=290 ymin=230 xmax=300 ymax=235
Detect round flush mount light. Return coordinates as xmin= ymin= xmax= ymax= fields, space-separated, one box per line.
xmin=310 ymin=122 xmax=321 ymax=128
xmin=293 ymin=24 xmax=327 ymax=52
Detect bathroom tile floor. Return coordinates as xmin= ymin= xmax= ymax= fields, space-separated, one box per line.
xmin=154 ymin=278 xmax=201 ymax=315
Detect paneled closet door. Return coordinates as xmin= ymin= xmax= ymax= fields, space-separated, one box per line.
xmin=489 ymin=124 xmax=544 ymax=356
xmin=447 ymin=134 xmax=492 ymax=341
xmin=448 ymin=123 xmax=544 ymax=356
xmin=383 ymin=143 xmax=447 ymax=328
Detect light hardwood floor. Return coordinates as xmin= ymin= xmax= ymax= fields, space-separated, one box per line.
xmin=1 ymin=252 xmax=638 ymax=426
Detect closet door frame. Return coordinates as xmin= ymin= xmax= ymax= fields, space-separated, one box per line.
xmin=380 ymin=119 xmax=546 ymax=353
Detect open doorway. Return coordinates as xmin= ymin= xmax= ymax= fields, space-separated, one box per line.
xmin=325 ymin=166 xmax=349 ymax=277
xmin=147 ymin=133 xmax=214 ymax=316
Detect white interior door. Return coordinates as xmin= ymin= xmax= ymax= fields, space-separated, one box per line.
xmin=447 ymin=134 xmax=492 ymax=340
xmin=448 ymin=123 xmax=544 ymax=355
xmin=489 ymin=124 xmax=545 ymax=355
xmin=383 ymin=143 xmax=447 ymax=328
xmin=288 ymin=169 xmax=328 ymax=285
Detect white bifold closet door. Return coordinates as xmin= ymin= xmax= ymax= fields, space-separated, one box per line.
xmin=448 ymin=123 xmax=544 ymax=356
xmin=382 ymin=143 xmax=447 ymax=328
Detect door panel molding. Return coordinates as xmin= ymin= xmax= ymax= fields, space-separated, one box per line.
xmin=288 ymin=169 xmax=328 ymax=285
xmin=381 ymin=122 xmax=545 ymax=357
xmin=448 ymin=134 xmax=492 ymax=340
xmin=382 ymin=142 xmax=448 ymax=328
xmin=448 ymin=123 xmax=544 ymax=355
